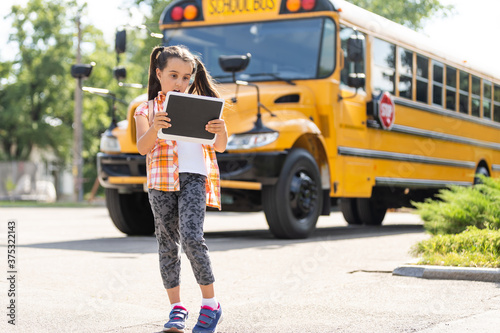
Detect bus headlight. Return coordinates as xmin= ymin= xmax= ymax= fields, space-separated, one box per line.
xmin=100 ymin=131 xmax=121 ymax=153
xmin=226 ymin=132 xmax=279 ymax=150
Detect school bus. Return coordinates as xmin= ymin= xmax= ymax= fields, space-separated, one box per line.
xmin=97 ymin=0 xmax=500 ymax=239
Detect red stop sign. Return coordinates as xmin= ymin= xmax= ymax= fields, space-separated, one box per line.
xmin=378 ymin=92 xmax=395 ymax=130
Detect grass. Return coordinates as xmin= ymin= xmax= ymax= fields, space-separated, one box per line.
xmin=0 ymin=200 xmax=104 ymax=208
xmin=411 ymin=176 xmax=500 ymax=268
xmin=413 ymin=176 xmax=500 ymax=235
xmin=411 ymin=227 xmax=500 ymax=268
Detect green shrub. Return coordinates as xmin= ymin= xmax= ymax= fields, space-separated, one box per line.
xmin=413 ymin=176 xmax=500 ymax=235
xmin=411 ymin=227 xmax=500 ymax=268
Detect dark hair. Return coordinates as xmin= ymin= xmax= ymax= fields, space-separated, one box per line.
xmin=147 ymin=45 xmax=219 ymax=101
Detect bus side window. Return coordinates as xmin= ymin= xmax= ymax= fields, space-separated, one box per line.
xmin=471 ymin=75 xmax=481 ymax=117
xmin=318 ymin=18 xmax=336 ymax=78
xmin=372 ymin=38 xmax=394 ymax=95
xmin=483 ymin=80 xmax=492 ymax=120
xmin=398 ymin=47 xmax=413 ymax=99
xmin=446 ymin=66 xmax=457 ymax=111
xmin=494 ymin=84 xmax=500 ymax=122
xmin=416 ymin=55 xmax=428 ymax=103
xmin=340 ymin=27 xmax=365 ymax=90
xmin=459 ymin=71 xmax=469 ymax=114
xmin=432 ymin=60 xmax=444 ymax=107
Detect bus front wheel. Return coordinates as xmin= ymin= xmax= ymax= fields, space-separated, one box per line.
xmin=105 ymin=188 xmax=155 ymax=235
xmin=262 ymin=149 xmax=323 ymax=239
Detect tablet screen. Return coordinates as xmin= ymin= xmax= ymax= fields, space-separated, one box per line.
xmin=157 ymin=92 xmax=225 ymax=145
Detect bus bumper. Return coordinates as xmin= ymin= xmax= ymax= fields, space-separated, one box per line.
xmin=216 ymin=151 xmax=288 ymax=187
xmin=97 ymin=152 xmax=147 ymax=191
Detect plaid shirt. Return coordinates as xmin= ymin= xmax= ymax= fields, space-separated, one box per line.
xmin=134 ymin=92 xmax=221 ymax=209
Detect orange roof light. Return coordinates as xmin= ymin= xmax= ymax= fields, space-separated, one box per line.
xmin=184 ymin=5 xmax=198 ymax=21
xmin=286 ymin=0 xmax=301 ymax=12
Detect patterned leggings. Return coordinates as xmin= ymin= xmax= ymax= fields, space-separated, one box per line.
xmin=148 ymin=173 xmax=215 ymax=289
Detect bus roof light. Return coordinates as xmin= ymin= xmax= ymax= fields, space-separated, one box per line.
xmin=184 ymin=5 xmax=198 ymax=20
xmin=302 ymin=0 xmax=316 ymax=11
xmin=171 ymin=6 xmax=184 ymax=21
xmin=286 ymin=0 xmax=301 ymax=12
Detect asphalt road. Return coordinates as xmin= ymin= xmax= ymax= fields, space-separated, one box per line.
xmin=0 ymin=207 xmax=499 ymax=332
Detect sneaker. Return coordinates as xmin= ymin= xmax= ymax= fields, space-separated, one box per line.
xmin=163 ymin=306 xmax=189 ymax=332
xmin=192 ymin=303 xmax=223 ymax=333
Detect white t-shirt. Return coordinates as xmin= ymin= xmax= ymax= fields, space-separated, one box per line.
xmin=177 ymin=141 xmax=207 ymax=177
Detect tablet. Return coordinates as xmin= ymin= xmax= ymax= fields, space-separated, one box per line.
xmin=157 ymin=91 xmax=225 ymax=145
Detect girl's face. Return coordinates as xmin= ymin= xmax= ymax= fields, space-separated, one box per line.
xmin=156 ymin=57 xmax=193 ymax=94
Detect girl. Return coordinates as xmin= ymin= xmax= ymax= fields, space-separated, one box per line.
xmin=134 ymin=45 xmax=226 ymax=333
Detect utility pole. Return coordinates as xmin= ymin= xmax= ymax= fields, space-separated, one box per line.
xmin=73 ymin=10 xmax=83 ymax=202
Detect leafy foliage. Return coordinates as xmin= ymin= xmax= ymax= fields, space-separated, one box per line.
xmin=347 ymin=0 xmax=454 ymax=30
xmin=0 ymin=0 xmax=77 ymax=161
xmin=412 ymin=227 xmax=500 ymax=268
xmin=413 ymin=176 xmax=500 ymax=235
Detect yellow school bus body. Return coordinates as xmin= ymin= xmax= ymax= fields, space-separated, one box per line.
xmin=97 ymin=0 xmax=500 ymax=238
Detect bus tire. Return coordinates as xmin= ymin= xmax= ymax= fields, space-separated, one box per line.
xmin=339 ymin=198 xmax=363 ymax=225
xmin=356 ymin=198 xmax=386 ymax=226
xmin=105 ymin=188 xmax=155 ymax=235
xmin=262 ymin=149 xmax=322 ymax=239
xmin=474 ymin=165 xmax=490 ymax=185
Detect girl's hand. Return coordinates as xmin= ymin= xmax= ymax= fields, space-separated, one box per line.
xmin=152 ymin=111 xmax=171 ymax=131
xmin=205 ymin=119 xmax=227 ymax=135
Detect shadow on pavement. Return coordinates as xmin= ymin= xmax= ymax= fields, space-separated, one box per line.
xmin=18 ymin=224 xmax=423 ymax=254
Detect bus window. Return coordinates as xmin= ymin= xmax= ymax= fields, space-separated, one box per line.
xmin=494 ymin=84 xmax=500 ymax=122
xmin=318 ymin=19 xmax=336 ymax=78
xmin=432 ymin=60 xmax=444 ymax=107
xmin=416 ymin=55 xmax=428 ymax=103
xmin=340 ymin=27 xmax=365 ymax=89
xmin=459 ymin=71 xmax=469 ymax=114
xmin=169 ymin=18 xmax=326 ymax=83
xmin=398 ymin=47 xmax=413 ymax=99
xmin=483 ymin=80 xmax=492 ymax=119
xmin=372 ymin=38 xmax=395 ymax=95
xmin=471 ymin=76 xmax=481 ymax=117
xmin=446 ymin=66 xmax=457 ymax=111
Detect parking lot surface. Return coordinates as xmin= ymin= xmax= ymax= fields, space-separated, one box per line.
xmin=1 ymin=207 xmax=499 ymax=332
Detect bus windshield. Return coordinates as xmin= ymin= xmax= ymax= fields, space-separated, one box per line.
xmin=164 ymin=18 xmax=333 ymax=83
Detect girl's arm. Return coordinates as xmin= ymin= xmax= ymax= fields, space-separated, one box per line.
xmin=206 ymin=119 xmax=228 ymax=153
xmin=136 ymin=111 xmax=171 ymax=155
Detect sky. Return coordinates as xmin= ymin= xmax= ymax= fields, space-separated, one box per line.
xmin=1 ymin=0 xmax=500 ymax=77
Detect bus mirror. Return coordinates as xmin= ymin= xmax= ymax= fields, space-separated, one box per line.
xmin=113 ymin=67 xmax=126 ymax=81
xmin=115 ymin=29 xmax=126 ymax=54
xmin=219 ymin=53 xmax=251 ymax=74
xmin=347 ymin=73 xmax=365 ymax=89
xmin=347 ymin=35 xmax=364 ymax=63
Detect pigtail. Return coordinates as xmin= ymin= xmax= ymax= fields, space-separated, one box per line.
xmin=188 ymin=57 xmax=220 ymax=98
xmin=147 ymin=46 xmax=165 ymax=101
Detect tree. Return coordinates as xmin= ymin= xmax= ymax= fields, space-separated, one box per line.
xmin=0 ymin=0 xmax=77 ymax=162
xmin=0 ymin=0 xmax=129 ymax=195
xmin=347 ymin=0 xmax=454 ymax=30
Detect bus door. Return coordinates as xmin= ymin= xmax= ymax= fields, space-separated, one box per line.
xmin=338 ymin=27 xmax=373 ymax=196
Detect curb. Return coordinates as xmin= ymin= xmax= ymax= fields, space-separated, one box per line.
xmin=393 ymin=265 xmax=500 ymax=283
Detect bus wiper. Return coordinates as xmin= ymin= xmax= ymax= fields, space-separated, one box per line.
xmin=212 ymin=75 xmax=233 ymax=80
xmin=213 ymin=73 xmax=296 ymax=85
xmin=246 ymin=73 xmax=296 ymax=85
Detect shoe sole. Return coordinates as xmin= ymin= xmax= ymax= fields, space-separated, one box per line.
xmin=163 ymin=327 xmax=185 ymax=333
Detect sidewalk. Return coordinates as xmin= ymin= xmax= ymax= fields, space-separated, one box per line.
xmin=393 ymin=264 xmax=500 ymax=282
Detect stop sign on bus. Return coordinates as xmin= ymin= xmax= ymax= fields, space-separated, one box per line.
xmin=378 ymin=92 xmax=395 ymax=130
